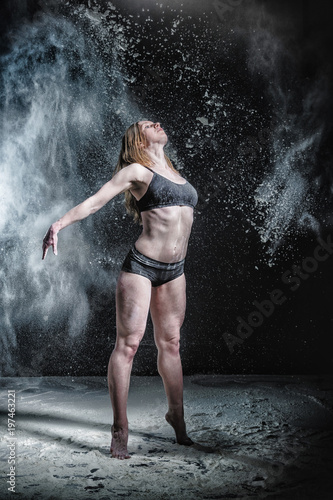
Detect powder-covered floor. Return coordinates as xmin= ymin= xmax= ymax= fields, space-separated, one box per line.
xmin=1 ymin=374 xmax=332 ymax=499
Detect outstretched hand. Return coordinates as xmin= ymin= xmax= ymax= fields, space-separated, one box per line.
xmin=42 ymin=224 xmax=59 ymax=260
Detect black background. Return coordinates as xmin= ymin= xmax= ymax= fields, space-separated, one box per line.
xmin=0 ymin=0 xmax=332 ymax=376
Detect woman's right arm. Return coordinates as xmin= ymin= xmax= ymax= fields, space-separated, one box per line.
xmin=42 ymin=163 xmax=144 ymax=259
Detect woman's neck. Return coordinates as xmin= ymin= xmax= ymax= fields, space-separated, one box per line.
xmin=145 ymin=144 xmax=168 ymax=170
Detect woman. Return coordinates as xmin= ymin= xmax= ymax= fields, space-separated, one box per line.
xmin=42 ymin=120 xmax=198 ymax=459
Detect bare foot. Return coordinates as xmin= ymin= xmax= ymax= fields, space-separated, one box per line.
xmin=110 ymin=425 xmax=131 ymax=459
xmin=165 ymin=411 xmax=193 ymax=446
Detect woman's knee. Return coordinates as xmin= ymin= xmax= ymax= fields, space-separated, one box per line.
xmin=115 ymin=336 xmax=142 ymax=361
xmin=124 ymin=340 xmax=140 ymax=360
xmin=115 ymin=316 xmax=146 ymax=358
xmin=155 ymin=330 xmax=180 ymax=355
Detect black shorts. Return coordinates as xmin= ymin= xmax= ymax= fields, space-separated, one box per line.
xmin=121 ymin=246 xmax=185 ymax=287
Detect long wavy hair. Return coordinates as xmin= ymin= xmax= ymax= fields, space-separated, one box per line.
xmin=114 ymin=121 xmax=177 ymax=223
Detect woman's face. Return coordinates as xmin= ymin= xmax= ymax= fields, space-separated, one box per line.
xmin=138 ymin=121 xmax=168 ymax=146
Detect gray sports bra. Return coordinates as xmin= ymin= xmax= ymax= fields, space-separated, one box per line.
xmin=136 ymin=166 xmax=198 ymax=212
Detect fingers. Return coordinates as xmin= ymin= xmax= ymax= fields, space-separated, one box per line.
xmin=42 ymin=240 xmax=51 ymax=260
xmin=42 ymin=227 xmax=58 ymax=260
xmin=53 ymin=233 xmax=58 ymax=256
xmin=42 ymin=246 xmax=48 ymax=260
xmin=42 ymin=228 xmax=50 ymax=260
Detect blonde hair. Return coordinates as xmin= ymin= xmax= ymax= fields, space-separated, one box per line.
xmin=114 ymin=121 xmax=177 ymax=223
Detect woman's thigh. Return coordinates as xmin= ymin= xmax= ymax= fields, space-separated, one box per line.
xmin=116 ymin=271 xmax=152 ymax=342
xmin=150 ymin=274 xmax=186 ymax=341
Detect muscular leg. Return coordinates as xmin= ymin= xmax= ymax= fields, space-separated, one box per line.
xmin=150 ymin=274 xmax=193 ymax=446
xmin=107 ymin=271 xmax=151 ymax=459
